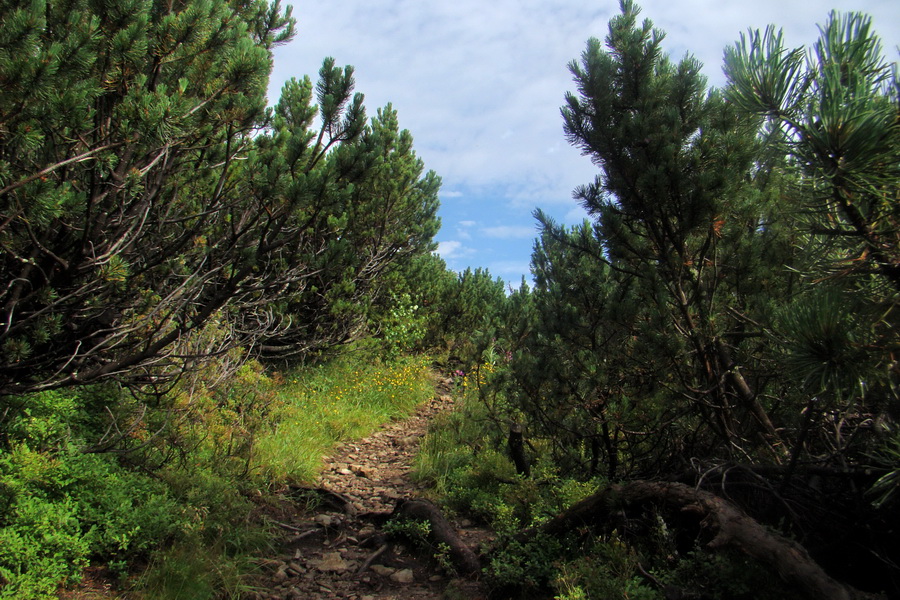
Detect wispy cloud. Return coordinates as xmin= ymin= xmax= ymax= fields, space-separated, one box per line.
xmin=271 ymin=0 xmax=899 ymax=285
xmin=488 ymin=260 xmax=534 ymax=279
xmin=436 ymin=240 xmax=475 ymax=261
xmin=481 ymin=225 xmax=537 ymax=240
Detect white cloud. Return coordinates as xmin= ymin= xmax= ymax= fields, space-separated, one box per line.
xmin=271 ymin=0 xmax=899 ymax=284
xmin=436 ymin=240 xmax=475 ymax=260
xmin=481 ymin=225 xmax=537 ymax=240
xmin=487 ymin=260 xmax=534 ymax=278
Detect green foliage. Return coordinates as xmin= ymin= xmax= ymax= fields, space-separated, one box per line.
xmin=0 ymin=390 xmax=187 ymax=598
xmin=433 ymin=267 xmax=508 ymax=361
xmin=866 ymin=428 xmax=900 ymax=509
xmin=495 ymin=0 xmax=793 ymax=476
xmin=384 ymin=515 xmax=433 ymax=541
xmin=658 ymin=546 xmax=803 ymax=600
xmin=383 ymin=505 xmax=462 ymax=575
xmin=423 ymin=4 xmax=899 ymax=596
xmin=0 ymin=353 xmax=438 ymax=597
xmin=136 ymin=536 xmax=264 ymax=600
xmin=487 ymin=532 xmax=564 ymax=593
xmin=774 ymin=286 xmax=875 ymax=395
xmin=0 ymin=489 xmax=89 ymax=599
xmin=0 ymin=0 xmax=442 ymax=398
xmin=494 ymin=1 xmax=897 ymax=494
xmin=373 ymin=292 xmax=429 ymax=357
xmin=551 ymin=534 xmax=662 ymax=600
xmin=725 ymin=10 xmax=900 ymax=386
xmin=0 ymin=0 xmax=297 ymax=394
xmin=1 ymin=0 xmax=445 ymax=591
xmin=414 ymin=362 xmax=511 ymax=496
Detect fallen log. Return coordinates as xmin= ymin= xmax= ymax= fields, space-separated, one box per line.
xmin=392 ymin=498 xmax=481 ymax=574
xmin=516 ymin=480 xmax=874 ymax=600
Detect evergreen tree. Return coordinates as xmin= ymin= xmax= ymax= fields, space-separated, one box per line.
xmin=725 ymin=12 xmax=900 ymax=289
xmin=557 ymin=0 xmax=783 ymax=456
xmin=0 ymin=0 xmax=294 ymax=395
xmin=502 ymin=217 xmax=655 ymax=477
xmin=248 ymin=71 xmax=441 ymax=359
xmin=436 ymin=267 xmax=507 ymax=361
xmin=0 ymin=1 xmax=442 ymax=400
xmin=725 ymin=11 xmax=900 ymax=490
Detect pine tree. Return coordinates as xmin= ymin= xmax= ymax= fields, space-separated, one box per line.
xmin=0 ymin=0 xmax=443 ymax=398
xmin=558 ymin=0 xmax=783 ymax=455
xmin=725 ymin=11 xmax=900 ymax=289
xmin=725 ymin=10 xmax=900 ymax=489
xmin=0 ymin=0 xmax=295 ymax=395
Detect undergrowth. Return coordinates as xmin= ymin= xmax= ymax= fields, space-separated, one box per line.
xmin=0 ymin=351 xmax=434 ymax=599
xmin=414 ymin=361 xmax=803 ymax=599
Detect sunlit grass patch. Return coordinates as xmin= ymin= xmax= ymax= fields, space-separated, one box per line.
xmin=252 ymin=354 xmax=434 ymax=484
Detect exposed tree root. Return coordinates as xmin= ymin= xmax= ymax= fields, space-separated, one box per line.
xmin=392 ymin=499 xmax=482 ymax=574
xmin=353 ymin=479 xmax=874 ymax=598
xmin=288 ymin=484 xmax=359 ymax=516
xmin=514 ymin=480 xmax=878 ymax=600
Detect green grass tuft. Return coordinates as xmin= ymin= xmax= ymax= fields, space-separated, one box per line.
xmin=253 ymin=353 xmax=434 ymax=484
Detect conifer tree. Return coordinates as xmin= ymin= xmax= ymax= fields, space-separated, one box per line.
xmin=725 ymin=12 xmax=900 ymax=289
xmin=557 ymin=0 xmax=783 ymax=455
xmin=503 ymin=217 xmax=652 ymax=477
xmin=0 ymin=0 xmax=442 ymax=399
xmin=725 ymin=11 xmax=900 ymax=485
xmin=0 ymin=0 xmax=296 ymax=395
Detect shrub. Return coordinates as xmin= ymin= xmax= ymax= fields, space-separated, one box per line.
xmin=0 ymin=389 xmax=188 ymax=597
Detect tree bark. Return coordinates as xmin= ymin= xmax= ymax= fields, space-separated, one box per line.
xmin=508 ymin=422 xmax=531 ymax=477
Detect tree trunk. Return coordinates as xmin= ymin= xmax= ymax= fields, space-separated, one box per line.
xmin=508 ymin=422 xmax=530 ymax=477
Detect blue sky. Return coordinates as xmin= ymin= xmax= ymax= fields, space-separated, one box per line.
xmin=267 ymin=0 xmax=900 ymax=287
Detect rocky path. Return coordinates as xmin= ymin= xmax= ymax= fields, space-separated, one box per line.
xmin=248 ymin=375 xmax=490 ymax=600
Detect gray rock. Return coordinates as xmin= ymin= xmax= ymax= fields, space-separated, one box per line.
xmin=312 ymin=552 xmax=353 ymax=572
xmin=390 ymin=568 xmax=415 ymax=583
xmin=313 ymin=514 xmax=333 ymax=527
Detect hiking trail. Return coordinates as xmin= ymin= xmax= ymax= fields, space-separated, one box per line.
xmin=247 ymin=373 xmax=491 ymax=600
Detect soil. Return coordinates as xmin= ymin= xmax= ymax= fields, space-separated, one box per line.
xmin=246 ymin=375 xmax=491 ymax=600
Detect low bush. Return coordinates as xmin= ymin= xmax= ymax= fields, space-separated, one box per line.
xmin=0 ymin=389 xmax=186 ymax=598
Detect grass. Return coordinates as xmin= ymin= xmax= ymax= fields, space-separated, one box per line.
xmin=0 ymin=352 xmax=437 ymax=599
xmin=252 ymin=352 xmax=435 ymax=484
xmin=131 ymin=353 xmax=437 ymax=600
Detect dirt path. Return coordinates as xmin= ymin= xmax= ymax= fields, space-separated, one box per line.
xmin=248 ymin=375 xmax=490 ymax=600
